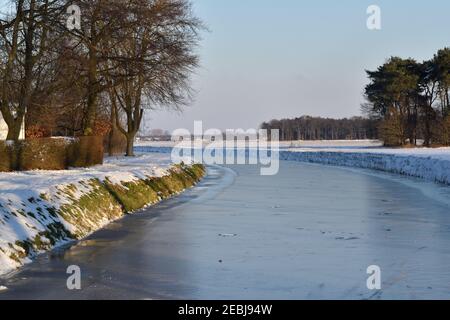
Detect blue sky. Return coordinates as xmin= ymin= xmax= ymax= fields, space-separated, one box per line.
xmin=150 ymin=0 xmax=450 ymax=131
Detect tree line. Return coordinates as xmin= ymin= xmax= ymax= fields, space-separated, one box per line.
xmin=261 ymin=116 xmax=379 ymax=141
xmin=0 ymin=0 xmax=202 ymax=156
xmin=364 ymin=48 xmax=450 ymax=146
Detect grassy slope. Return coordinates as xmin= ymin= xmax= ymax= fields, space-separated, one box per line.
xmin=0 ymin=163 xmax=205 ymax=274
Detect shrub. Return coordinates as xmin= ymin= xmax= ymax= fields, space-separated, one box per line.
xmin=104 ymin=129 xmax=127 ymax=156
xmin=67 ymin=136 xmax=104 ymax=167
xmin=0 ymin=142 xmax=14 ymax=172
xmin=0 ymin=137 xmax=104 ymax=172
xmin=93 ymin=119 xmax=112 ymax=137
xmin=19 ymin=138 xmax=68 ymax=171
xmin=432 ymin=116 xmax=450 ymax=146
xmin=25 ymin=125 xmax=51 ymax=139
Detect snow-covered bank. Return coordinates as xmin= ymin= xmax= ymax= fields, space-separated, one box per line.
xmin=0 ymin=154 xmax=205 ymax=276
xmin=282 ymin=147 xmax=450 ymax=185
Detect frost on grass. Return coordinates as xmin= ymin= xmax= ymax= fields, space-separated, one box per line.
xmin=0 ymin=154 xmax=205 ymax=276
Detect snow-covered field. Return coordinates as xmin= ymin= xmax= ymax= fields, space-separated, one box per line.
xmin=136 ymin=139 xmax=383 ymax=149
xmin=136 ymin=140 xmax=450 ymax=185
xmin=0 ymin=154 xmax=180 ymax=276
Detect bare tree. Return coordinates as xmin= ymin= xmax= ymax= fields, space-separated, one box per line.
xmin=59 ymin=0 xmax=139 ymax=136
xmin=107 ymin=0 xmax=203 ymax=156
xmin=0 ymin=0 xmax=63 ymax=140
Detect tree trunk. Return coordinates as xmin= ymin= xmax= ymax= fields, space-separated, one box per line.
xmin=424 ymin=100 xmax=437 ymax=147
xmin=108 ymin=102 xmax=117 ymax=156
xmin=6 ymin=119 xmax=23 ymax=141
xmin=445 ymin=90 xmax=448 ymax=109
xmin=126 ymin=133 xmax=135 ymax=157
xmin=83 ymin=45 xmax=98 ymax=136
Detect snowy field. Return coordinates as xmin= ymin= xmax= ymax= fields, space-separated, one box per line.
xmin=136 ymin=139 xmax=383 ymax=149
xmin=136 ymin=140 xmax=450 ymax=185
xmin=0 ymin=154 xmax=177 ymax=276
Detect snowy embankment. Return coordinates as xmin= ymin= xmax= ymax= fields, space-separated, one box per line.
xmin=282 ymin=147 xmax=450 ymax=185
xmin=0 ymin=154 xmax=205 ymax=276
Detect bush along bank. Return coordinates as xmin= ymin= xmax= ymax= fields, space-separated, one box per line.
xmin=0 ymin=136 xmax=104 ymax=172
xmin=0 ymin=163 xmax=205 ymax=276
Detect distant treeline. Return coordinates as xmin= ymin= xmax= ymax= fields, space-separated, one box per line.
xmin=260 ymin=116 xmax=379 ymax=141
xmin=364 ymin=48 xmax=450 ymax=146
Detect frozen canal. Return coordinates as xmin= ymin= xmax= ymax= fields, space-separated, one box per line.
xmin=1 ymin=161 xmax=450 ymax=299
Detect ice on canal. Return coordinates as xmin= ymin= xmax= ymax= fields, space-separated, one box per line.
xmin=2 ymin=161 xmax=450 ymax=300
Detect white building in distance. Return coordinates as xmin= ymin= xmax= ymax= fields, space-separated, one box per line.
xmin=0 ymin=113 xmax=25 ymax=140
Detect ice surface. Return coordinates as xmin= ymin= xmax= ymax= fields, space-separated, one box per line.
xmin=3 ymin=162 xmax=450 ymax=299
